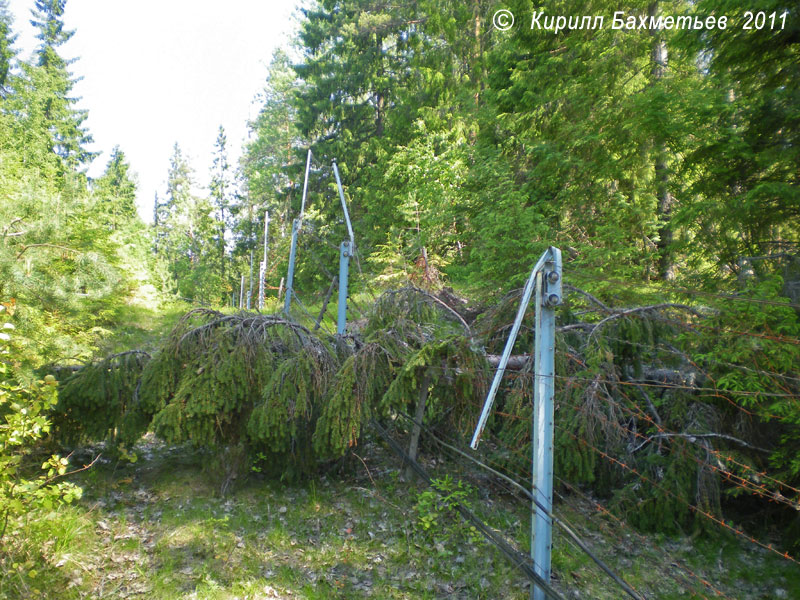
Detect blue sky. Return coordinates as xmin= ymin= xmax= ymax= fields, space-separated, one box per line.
xmin=7 ymin=0 xmax=299 ymax=220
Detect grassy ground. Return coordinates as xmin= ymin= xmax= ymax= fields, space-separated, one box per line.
xmin=9 ymin=289 xmax=797 ymax=599
xmin=2 ymin=435 xmax=798 ymax=600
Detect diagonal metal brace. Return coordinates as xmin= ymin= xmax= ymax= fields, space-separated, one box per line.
xmin=470 ymin=246 xmax=562 ymax=449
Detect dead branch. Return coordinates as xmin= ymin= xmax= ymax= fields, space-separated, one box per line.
xmin=564 ymin=284 xmax=614 ymax=313
xmin=588 ymin=303 xmax=703 ymax=343
xmin=16 ymin=243 xmax=79 ymax=259
xmin=2 ymin=217 xmax=25 ymax=240
xmin=632 ymin=432 xmax=770 ymax=454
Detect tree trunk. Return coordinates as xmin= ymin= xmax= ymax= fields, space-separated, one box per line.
xmin=405 ymin=373 xmax=431 ymax=481
xmin=649 ymin=2 xmax=675 ymax=281
xmin=314 ymin=276 xmax=338 ymax=331
xmin=473 ymin=0 xmax=483 ymax=105
xmin=375 ymin=32 xmax=385 ymax=137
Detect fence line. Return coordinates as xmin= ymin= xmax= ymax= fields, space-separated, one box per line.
xmin=553 ymin=478 xmax=733 ymax=600
xmin=395 ymin=410 xmax=647 ymax=600
xmin=370 ymin=418 xmax=567 ymax=600
xmin=556 ymin=426 xmax=799 ymax=564
xmin=392 ymin=403 xmax=734 ymax=599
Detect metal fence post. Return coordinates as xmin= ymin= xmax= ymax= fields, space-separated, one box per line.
xmin=332 ymin=160 xmax=355 ymax=335
xmin=283 ymin=150 xmax=312 ymax=317
xmin=332 ymin=160 xmax=354 ymax=247
xmin=532 ymin=248 xmax=561 ymax=600
xmin=337 ymin=241 xmax=350 ymax=334
xmin=284 ymin=219 xmax=300 ymax=315
xmin=247 ymin=249 xmax=253 ymax=310
xmin=258 ymin=210 xmax=269 ymax=310
xmin=469 ymin=246 xmax=561 ymax=600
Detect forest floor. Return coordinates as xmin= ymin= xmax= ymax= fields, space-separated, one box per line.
xmin=5 ymin=290 xmax=798 ymax=599
xmin=2 ymin=434 xmax=798 ymax=600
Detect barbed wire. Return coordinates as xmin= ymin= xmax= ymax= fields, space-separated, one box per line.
xmin=430 ymin=359 xmax=800 ymax=502
xmin=553 ymin=389 xmax=800 ymax=512
xmin=393 ymin=411 xmax=646 ymax=599
xmin=553 ymin=478 xmax=732 ymax=600
xmin=556 ymin=424 xmax=800 ymax=565
xmin=370 ymin=418 xmax=567 ymax=600
xmin=401 ymin=408 xmax=735 ymax=598
xmin=581 ymin=331 xmax=800 ymax=386
xmin=418 ymin=362 xmax=800 ymax=401
xmin=460 ymin=427 xmax=732 ymax=598
xmin=397 ymin=368 xmax=800 ymax=565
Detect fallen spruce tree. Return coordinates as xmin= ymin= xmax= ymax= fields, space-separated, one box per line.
xmin=51 ymin=282 xmax=800 ymax=546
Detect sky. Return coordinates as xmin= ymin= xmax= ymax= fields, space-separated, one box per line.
xmin=6 ymin=0 xmax=299 ymax=222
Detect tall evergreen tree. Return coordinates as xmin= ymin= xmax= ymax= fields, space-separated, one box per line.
xmin=29 ymin=0 xmax=94 ymax=169
xmin=675 ymin=0 xmax=799 ymax=281
xmin=0 ymin=0 xmax=16 ymax=91
xmin=157 ymin=143 xmax=219 ymax=303
xmin=210 ymin=125 xmax=233 ymax=299
xmin=294 ymin=0 xmax=424 ymax=248
xmin=94 ymin=146 xmax=138 ymax=231
xmin=456 ymin=0 xmax=700 ymax=285
xmin=243 ymin=50 xmax=301 ymax=233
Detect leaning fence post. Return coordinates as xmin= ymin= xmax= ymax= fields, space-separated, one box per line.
xmin=284 ymin=149 xmax=312 ymax=317
xmin=337 ymin=241 xmax=351 ymax=334
xmin=532 ymin=248 xmax=561 ymax=600
xmin=284 ymin=219 xmax=300 ymax=315
xmin=332 ymin=159 xmax=355 ymax=335
xmin=469 ymin=246 xmax=562 ymax=600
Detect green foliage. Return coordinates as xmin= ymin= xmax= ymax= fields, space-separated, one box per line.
xmin=153 ymin=144 xmax=224 ymax=304
xmin=0 ymin=0 xmax=15 ymax=89
xmin=0 ymin=307 xmax=82 ymax=542
xmin=414 ymin=475 xmax=482 ymax=550
xmin=92 ymin=147 xmax=139 ymax=233
xmin=676 ymin=0 xmax=800 ymax=272
xmin=693 ymin=277 xmax=800 ymax=488
xmin=135 ymin=309 xmax=344 ymax=480
xmin=51 ymin=350 xmax=150 ymax=447
xmin=381 ymin=335 xmax=487 ymax=431
xmin=249 ymin=348 xmax=337 ymax=477
xmin=312 ymin=353 xmax=368 ymax=460
xmin=29 ymin=0 xmax=95 ymax=169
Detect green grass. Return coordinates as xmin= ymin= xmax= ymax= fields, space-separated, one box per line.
xmin=97 ymin=299 xmax=191 ymax=356
xmin=3 ymin=439 xmax=798 ymax=599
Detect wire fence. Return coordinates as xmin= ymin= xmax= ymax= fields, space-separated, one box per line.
xmin=255 ymin=188 xmax=799 ymax=597
xmin=363 ymin=274 xmax=800 ymax=598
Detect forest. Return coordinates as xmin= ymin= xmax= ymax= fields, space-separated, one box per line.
xmin=1 ymin=0 xmax=799 ymax=598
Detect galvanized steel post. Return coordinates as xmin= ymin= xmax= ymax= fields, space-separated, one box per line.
xmin=469 ymin=246 xmax=561 ymax=600
xmin=332 ymin=160 xmax=355 ymax=335
xmin=337 ymin=241 xmax=350 ymax=334
xmin=532 ymin=248 xmax=561 ymax=600
xmin=332 ymin=160 xmax=354 ymax=248
xmin=284 ymin=149 xmax=312 ymax=317
xmin=284 ymin=219 xmax=300 ymax=315
xmin=258 ymin=210 xmax=268 ymax=310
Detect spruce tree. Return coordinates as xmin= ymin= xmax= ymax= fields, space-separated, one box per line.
xmin=294 ymin=0 xmax=423 ymax=248
xmin=29 ymin=0 xmax=95 ymax=169
xmin=0 ymin=0 xmax=16 ymax=91
xmin=94 ymin=146 xmax=138 ymax=232
xmin=209 ymin=126 xmax=232 ymax=299
xmin=675 ymin=0 xmax=799 ymax=280
xmin=158 ymin=143 xmax=219 ymax=303
xmin=242 ymin=50 xmax=300 ymax=233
